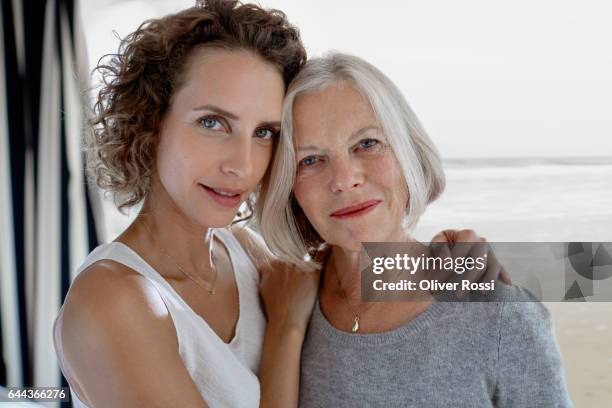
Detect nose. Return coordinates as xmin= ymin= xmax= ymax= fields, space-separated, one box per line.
xmin=328 ymin=155 xmax=364 ymax=194
xmin=220 ymin=135 xmax=253 ymax=178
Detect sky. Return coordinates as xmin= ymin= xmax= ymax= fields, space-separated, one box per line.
xmin=80 ymin=0 xmax=612 ymax=159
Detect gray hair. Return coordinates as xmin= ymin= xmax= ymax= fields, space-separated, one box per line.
xmin=256 ymin=51 xmax=445 ymax=268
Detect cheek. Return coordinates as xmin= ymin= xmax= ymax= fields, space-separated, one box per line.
xmin=156 ymin=133 xmax=200 ymax=190
xmin=293 ymin=178 xmax=322 ymax=223
xmin=397 ymin=183 xmax=409 ymax=211
xmin=156 ymin=137 xmax=180 ymax=179
xmin=390 ymin=166 xmax=409 ymax=210
xmin=369 ymin=156 xmax=408 ymax=207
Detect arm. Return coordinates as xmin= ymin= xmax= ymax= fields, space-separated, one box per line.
xmin=494 ymin=287 xmax=573 ymax=407
xmin=60 ymin=262 xmax=209 ymax=408
xmin=257 ymin=260 xmax=320 ymax=408
xmin=232 ymin=225 xmax=320 ymax=408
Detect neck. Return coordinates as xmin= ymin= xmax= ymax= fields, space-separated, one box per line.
xmin=325 ymin=246 xmax=365 ymax=303
xmin=121 ymin=179 xmax=214 ymax=277
xmin=324 ymin=228 xmax=414 ymax=304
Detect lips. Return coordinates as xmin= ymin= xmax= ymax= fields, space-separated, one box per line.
xmin=199 ymin=184 xmax=243 ymax=208
xmin=330 ymin=200 xmax=382 ymax=219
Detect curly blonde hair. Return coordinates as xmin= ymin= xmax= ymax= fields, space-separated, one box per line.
xmin=88 ymin=0 xmax=306 ymax=213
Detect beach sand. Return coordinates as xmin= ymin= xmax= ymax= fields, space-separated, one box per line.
xmin=548 ymin=302 xmax=612 ymax=407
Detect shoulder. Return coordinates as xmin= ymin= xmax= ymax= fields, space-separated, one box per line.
xmin=439 ymin=283 xmax=553 ymax=342
xmin=493 ymin=283 xmax=564 ymax=373
xmin=459 ymin=280 xmax=538 ymax=303
xmin=63 ymin=258 xmax=171 ymax=324
xmin=57 ymin=259 xmax=208 ymax=406
xmin=461 ymin=282 xmax=554 ymax=336
xmin=490 ymin=289 xmax=572 ymax=404
xmin=494 ymin=283 xmax=553 ymax=333
xmin=60 ymin=259 xmax=177 ymax=364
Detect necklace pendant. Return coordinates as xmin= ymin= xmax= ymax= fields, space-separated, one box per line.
xmin=351 ymin=316 xmax=360 ymax=333
xmin=209 ymin=288 xmax=215 ymax=295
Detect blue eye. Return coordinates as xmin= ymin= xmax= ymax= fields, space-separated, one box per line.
xmin=200 ymin=116 xmax=223 ymax=130
xmin=299 ymin=156 xmax=318 ymax=167
xmin=255 ymin=128 xmax=276 ymax=140
xmin=359 ymin=138 xmax=378 ymax=149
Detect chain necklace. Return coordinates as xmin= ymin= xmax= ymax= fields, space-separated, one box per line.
xmin=143 ymin=221 xmax=218 ymax=295
xmin=327 ymin=256 xmax=377 ymax=333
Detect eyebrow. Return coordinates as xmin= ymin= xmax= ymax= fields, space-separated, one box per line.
xmin=193 ymin=104 xmax=239 ymax=120
xmin=350 ymin=125 xmax=379 ymax=140
xmin=193 ymin=104 xmax=281 ymax=128
xmin=296 ymin=125 xmax=379 ymax=152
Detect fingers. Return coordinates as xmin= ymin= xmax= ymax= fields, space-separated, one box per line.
xmin=474 ymin=243 xmax=510 ymax=292
xmin=431 ymin=228 xmax=484 ymax=262
xmin=428 ymin=239 xmax=453 ymax=266
xmin=425 ymin=241 xmax=454 ymax=292
xmin=457 ymin=241 xmax=511 ymax=298
xmin=430 ymin=230 xmax=506 ymax=299
xmin=431 ymin=229 xmax=479 ymax=244
xmin=430 ymin=229 xmax=455 ymax=243
xmin=454 ymin=240 xmax=488 ymax=299
xmin=426 ymin=236 xmax=484 ymax=296
xmin=481 ymin=258 xmax=502 ymax=288
xmin=450 ymin=230 xmax=484 ymax=260
xmin=385 ymin=229 xmax=509 ymax=300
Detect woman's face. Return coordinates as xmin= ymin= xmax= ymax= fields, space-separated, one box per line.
xmin=154 ymin=49 xmax=285 ymax=227
xmin=292 ymin=83 xmax=409 ymax=252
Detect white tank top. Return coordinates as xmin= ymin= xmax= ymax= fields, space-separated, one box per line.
xmin=53 ymin=228 xmax=266 ymax=407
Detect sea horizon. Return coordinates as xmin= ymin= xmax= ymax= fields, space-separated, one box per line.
xmin=443 ymin=156 xmax=612 ymax=168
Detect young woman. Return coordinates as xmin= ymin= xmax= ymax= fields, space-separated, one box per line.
xmin=54 ymin=2 xmax=317 ymax=407
xmin=258 ymin=52 xmax=573 ymax=407
xmin=54 ymin=1 xmax=506 ymax=407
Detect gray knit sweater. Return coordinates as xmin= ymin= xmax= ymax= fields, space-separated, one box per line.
xmin=299 ymin=283 xmax=573 ymax=407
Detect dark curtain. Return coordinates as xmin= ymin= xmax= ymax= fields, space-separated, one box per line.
xmin=1 ymin=2 xmax=101 ymax=406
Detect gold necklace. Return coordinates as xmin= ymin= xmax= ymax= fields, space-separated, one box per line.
xmin=143 ymin=221 xmax=218 ymax=295
xmin=328 ymin=258 xmax=377 ymax=333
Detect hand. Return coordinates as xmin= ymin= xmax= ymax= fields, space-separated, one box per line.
xmin=429 ymin=229 xmax=511 ymax=298
xmin=259 ymin=259 xmax=322 ymax=335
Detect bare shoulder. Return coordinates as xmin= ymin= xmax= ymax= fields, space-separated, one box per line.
xmin=60 ymin=259 xmax=177 ymax=365
xmin=61 ymin=259 xmax=171 ymax=334
xmin=58 ymin=259 xmax=206 ymax=407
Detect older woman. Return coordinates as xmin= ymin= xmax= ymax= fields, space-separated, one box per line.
xmin=258 ymin=53 xmax=573 ymax=407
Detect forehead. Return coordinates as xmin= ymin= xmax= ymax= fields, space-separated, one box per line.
xmin=172 ymin=48 xmax=285 ymax=116
xmin=292 ymin=83 xmax=378 ymax=143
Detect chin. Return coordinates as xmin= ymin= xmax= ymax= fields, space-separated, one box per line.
xmin=327 ymin=233 xmax=367 ymax=253
xmin=187 ymin=208 xmax=235 ymax=230
xmin=351 ymin=227 xmax=385 ymax=243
